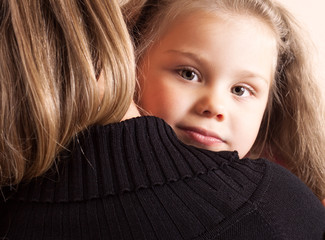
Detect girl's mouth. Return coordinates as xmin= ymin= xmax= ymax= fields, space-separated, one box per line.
xmin=177 ymin=126 xmax=225 ymax=147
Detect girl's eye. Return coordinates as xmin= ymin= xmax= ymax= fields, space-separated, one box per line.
xmin=231 ymin=86 xmax=252 ymax=97
xmin=178 ymin=69 xmax=199 ymax=82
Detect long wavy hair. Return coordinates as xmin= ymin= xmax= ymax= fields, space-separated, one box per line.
xmin=0 ymin=0 xmax=135 ymax=186
xmin=123 ymin=0 xmax=325 ymax=200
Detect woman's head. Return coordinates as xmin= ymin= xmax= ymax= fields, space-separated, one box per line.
xmin=0 ymin=0 xmax=135 ymax=186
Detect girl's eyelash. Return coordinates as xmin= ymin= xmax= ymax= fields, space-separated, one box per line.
xmin=237 ymin=84 xmax=256 ymax=96
xmin=247 ymin=85 xmax=257 ymax=95
xmin=175 ymin=66 xmax=201 ymax=78
xmin=175 ymin=66 xmax=195 ymax=71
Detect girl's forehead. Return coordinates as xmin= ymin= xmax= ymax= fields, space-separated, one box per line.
xmin=159 ymin=9 xmax=277 ymax=42
xmin=160 ymin=6 xmax=276 ymax=34
xmin=150 ymin=9 xmax=277 ymax=79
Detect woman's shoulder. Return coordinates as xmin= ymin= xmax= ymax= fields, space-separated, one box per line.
xmin=2 ymin=116 xmax=325 ymax=239
xmin=2 ymin=116 xmax=321 ymax=206
xmin=2 ymin=116 xmax=266 ymax=202
xmin=2 ymin=116 xmax=316 ymax=204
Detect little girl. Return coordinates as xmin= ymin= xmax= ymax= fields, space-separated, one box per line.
xmin=123 ymin=0 xmax=325 ymax=201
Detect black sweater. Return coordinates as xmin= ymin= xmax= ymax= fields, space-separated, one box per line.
xmin=1 ymin=116 xmax=325 ymax=239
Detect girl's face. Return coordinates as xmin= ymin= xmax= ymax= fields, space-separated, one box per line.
xmin=138 ymin=11 xmax=276 ymax=158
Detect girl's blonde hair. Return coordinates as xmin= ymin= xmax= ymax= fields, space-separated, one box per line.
xmin=0 ymin=0 xmax=135 ymax=186
xmin=123 ymin=0 xmax=325 ymax=199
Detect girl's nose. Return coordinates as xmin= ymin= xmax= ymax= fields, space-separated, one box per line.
xmin=195 ymin=95 xmax=225 ymax=121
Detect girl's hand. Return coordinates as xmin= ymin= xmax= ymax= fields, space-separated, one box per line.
xmin=322 ymin=199 xmax=325 ymax=207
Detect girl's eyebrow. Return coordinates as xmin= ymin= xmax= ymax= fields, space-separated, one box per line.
xmin=164 ymin=49 xmax=205 ymax=63
xmin=236 ymin=71 xmax=271 ymax=86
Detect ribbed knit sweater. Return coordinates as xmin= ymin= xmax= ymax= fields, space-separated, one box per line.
xmin=1 ymin=116 xmax=325 ymax=239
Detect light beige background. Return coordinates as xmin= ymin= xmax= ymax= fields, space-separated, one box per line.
xmin=282 ymin=0 xmax=325 ymax=93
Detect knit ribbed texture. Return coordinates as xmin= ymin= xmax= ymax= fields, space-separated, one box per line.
xmin=1 ymin=116 xmax=325 ymax=240
xmin=10 ymin=116 xmax=264 ymax=203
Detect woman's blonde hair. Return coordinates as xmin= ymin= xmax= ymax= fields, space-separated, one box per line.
xmin=0 ymin=0 xmax=135 ymax=186
xmin=123 ymin=0 xmax=325 ymax=199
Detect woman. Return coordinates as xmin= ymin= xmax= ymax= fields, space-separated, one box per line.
xmin=1 ymin=0 xmax=325 ymax=239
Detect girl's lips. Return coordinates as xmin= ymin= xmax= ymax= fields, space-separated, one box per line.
xmin=177 ymin=126 xmax=225 ymax=146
